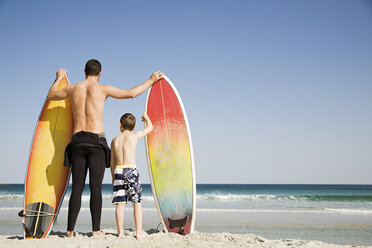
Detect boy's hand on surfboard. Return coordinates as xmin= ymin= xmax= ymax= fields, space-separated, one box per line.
xmin=56 ymin=68 xmax=67 ymax=80
xmin=149 ymin=71 xmax=164 ymax=84
xmin=142 ymin=112 xmax=149 ymax=122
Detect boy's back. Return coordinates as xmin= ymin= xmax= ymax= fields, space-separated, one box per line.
xmin=111 ymin=112 xmax=153 ymax=166
xmin=110 ymin=112 xmax=153 ymax=181
xmin=111 ymin=131 xmax=138 ymax=166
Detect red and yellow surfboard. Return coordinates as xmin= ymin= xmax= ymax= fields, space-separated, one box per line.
xmin=145 ymin=76 xmax=196 ymax=235
xmin=23 ymin=76 xmax=73 ymax=239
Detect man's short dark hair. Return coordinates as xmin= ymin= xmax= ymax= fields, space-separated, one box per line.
xmin=85 ymin=59 xmax=101 ymax=76
xmin=120 ymin=113 xmax=136 ymax=131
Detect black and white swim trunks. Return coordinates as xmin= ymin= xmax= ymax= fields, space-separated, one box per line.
xmin=112 ymin=165 xmax=142 ymax=204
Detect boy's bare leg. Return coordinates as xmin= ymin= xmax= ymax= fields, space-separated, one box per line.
xmin=133 ymin=203 xmax=148 ymax=239
xmin=116 ymin=203 xmax=125 ymax=237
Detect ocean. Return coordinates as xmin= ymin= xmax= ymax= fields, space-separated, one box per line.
xmin=1 ymin=184 xmax=371 ymax=246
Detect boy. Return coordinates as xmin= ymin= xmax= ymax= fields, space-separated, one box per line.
xmin=110 ymin=112 xmax=153 ymax=239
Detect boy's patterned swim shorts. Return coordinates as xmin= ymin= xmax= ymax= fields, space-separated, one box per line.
xmin=112 ymin=168 xmax=142 ymax=204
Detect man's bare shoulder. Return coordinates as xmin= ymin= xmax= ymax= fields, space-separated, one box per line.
xmin=67 ymin=80 xmax=86 ymax=90
xmin=85 ymin=82 xmax=111 ymax=95
xmin=72 ymin=79 xmax=88 ymax=85
xmin=72 ymin=79 xmax=105 ymax=86
xmin=100 ymin=83 xmax=114 ymax=90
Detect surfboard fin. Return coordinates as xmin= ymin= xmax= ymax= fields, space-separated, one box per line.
xmin=18 ymin=210 xmax=25 ymax=217
xmin=168 ymin=216 xmax=187 ymax=234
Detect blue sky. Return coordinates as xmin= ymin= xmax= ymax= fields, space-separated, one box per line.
xmin=0 ymin=0 xmax=371 ymax=184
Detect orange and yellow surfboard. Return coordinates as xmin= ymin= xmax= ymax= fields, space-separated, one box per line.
xmin=22 ymin=76 xmax=73 ymax=239
xmin=145 ymin=76 xmax=196 ymax=235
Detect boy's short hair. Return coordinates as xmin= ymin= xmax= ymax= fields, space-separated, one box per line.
xmin=85 ymin=59 xmax=101 ymax=76
xmin=120 ymin=113 xmax=136 ymax=131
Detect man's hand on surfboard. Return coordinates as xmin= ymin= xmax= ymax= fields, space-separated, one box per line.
xmin=56 ymin=68 xmax=67 ymax=80
xmin=149 ymin=71 xmax=164 ymax=84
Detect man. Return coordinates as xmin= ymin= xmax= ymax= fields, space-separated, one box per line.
xmin=47 ymin=59 xmax=164 ymax=237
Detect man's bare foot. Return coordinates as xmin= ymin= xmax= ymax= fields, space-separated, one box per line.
xmin=136 ymin=230 xmax=148 ymax=240
xmin=92 ymin=231 xmax=103 ymax=237
xmin=66 ymin=231 xmax=74 ymax=238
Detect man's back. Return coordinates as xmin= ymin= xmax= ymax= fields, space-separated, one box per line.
xmin=70 ymin=79 xmax=106 ymax=134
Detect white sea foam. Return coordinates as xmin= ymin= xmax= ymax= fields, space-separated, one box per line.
xmin=0 ymin=207 xmax=21 ymax=210
xmin=196 ymin=194 xmax=302 ymax=201
xmin=324 ymin=208 xmax=372 ymax=215
xmin=0 ymin=194 xmax=23 ymax=200
xmin=196 ymin=208 xmax=372 ymax=215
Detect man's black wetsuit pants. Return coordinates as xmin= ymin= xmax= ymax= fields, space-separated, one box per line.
xmin=67 ymin=147 xmax=105 ymax=232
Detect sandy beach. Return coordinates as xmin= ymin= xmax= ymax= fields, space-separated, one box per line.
xmin=1 ymin=229 xmax=371 ymax=248
xmin=2 ymin=184 xmax=372 ymax=246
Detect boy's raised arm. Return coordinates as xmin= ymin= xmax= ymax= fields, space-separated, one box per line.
xmin=135 ymin=113 xmax=153 ymax=138
xmin=104 ymin=71 xmax=164 ymax=99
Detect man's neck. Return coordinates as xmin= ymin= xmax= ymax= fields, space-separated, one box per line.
xmin=85 ymin=75 xmax=100 ymax=82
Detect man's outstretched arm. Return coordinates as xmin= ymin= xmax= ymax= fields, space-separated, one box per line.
xmin=105 ymin=71 xmax=164 ymax=99
xmin=47 ymin=68 xmax=71 ymax=100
